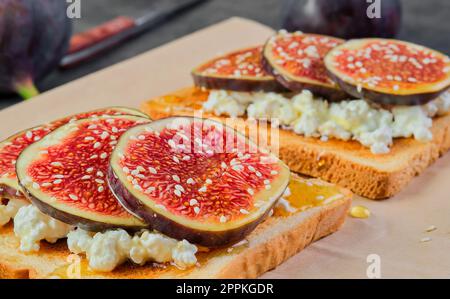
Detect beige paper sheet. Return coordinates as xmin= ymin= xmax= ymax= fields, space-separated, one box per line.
xmin=1 ymin=17 xmax=449 ymax=278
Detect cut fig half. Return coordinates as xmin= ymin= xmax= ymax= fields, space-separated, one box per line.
xmin=325 ymin=38 xmax=450 ymax=105
xmin=263 ymin=31 xmax=348 ymax=100
xmin=16 ymin=115 xmax=151 ymax=231
xmin=192 ymin=46 xmax=286 ymax=92
xmin=0 ymin=107 xmax=148 ymax=202
xmin=109 ymin=117 xmax=290 ymax=247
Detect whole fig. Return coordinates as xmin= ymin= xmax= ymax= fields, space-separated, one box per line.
xmin=281 ymin=0 xmax=402 ymax=39
xmin=0 ymin=0 xmax=72 ymax=99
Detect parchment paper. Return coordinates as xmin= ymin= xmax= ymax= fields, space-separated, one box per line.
xmin=1 ymin=18 xmax=448 ymax=278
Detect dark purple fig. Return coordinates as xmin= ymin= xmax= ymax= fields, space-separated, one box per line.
xmin=0 ymin=0 xmax=72 ymax=99
xmin=281 ymin=0 xmax=402 ymax=39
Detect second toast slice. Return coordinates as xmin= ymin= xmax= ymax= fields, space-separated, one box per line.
xmin=141 ymin=87 xmax=450 ymax=199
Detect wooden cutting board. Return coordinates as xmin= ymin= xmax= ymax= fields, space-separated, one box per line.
xmin=1 ymin=18 xmax=449 ymax=278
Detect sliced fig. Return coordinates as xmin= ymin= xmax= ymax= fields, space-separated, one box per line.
xmin=16 ymin=115 xmax=151 ymax=231
xmin=108 ymin=116 xmax=291 ymax=247
xmin=192 ymin=46 xmax=286 ymax=92
xmin=262 ymin=31 xmax=347 ymax=100
xmin=325 ymin=38 xmax=450 ymax=105
xmin=0 ymin=107 xmax=148 ymax=202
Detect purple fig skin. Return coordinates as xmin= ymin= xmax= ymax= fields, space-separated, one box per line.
xmin=261 ymin=49 xmax=350 ymax=101
xmin=281 ymin=0 xmax=402 ymax=39
xmin=108 ymin=166 xmax=279 ymax=248
xmin=0 ymin=0 xmax=72 ymax=95
xmin=192 ymin=72 xmax=288 ymax=93
xmin=16 ymin=168 xmax=147 ymax=233
xmin=327 ymin=70 xmax=449 ymax=106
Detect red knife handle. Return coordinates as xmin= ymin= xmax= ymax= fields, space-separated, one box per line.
xmin=68 ymin=16 xmax=136 ymax=54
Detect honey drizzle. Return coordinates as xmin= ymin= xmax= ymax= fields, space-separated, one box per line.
xmin=46 ymin=177 xmax=344 ymax=278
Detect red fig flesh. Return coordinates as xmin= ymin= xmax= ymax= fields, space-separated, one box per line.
xmin=108 ymin=117 xmax=290 ymax=247
xmin=0 ymin=107 xmax=147 ymax=202
xmin=325 ymin=38 xmax=450 ymax=105
xmin=263 ymin=32 xmax=347 ymax=100
xmin=15 ymin=115 xmax=151 ymax=231
xmin=192 ymin=46 xmax=286 ymax=92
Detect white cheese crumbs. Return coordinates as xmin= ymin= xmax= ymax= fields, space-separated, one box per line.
xmin=204 ymin=90 xmax=450 ymax=154
xmin=0 ymin=198 xmax=29 ymax=227
xmin=149 ymin=167 xmax=157 ymax=174
xmin=14 ymin=205 xmax=73 ymax=252
xmin=186 ymin=178 xmax=195 ymax=185
xmin=219 ymin=215 xmax=227 ymax=223
xmin=194 ymin=207 xmax=200 ymax=214
xmin=172 ymin=175 xmax=180 ymax=182
xmin=189 ymin=199 xmax=198 ymax=206
xmin=67 ymin=229 xmax=197 ymax=272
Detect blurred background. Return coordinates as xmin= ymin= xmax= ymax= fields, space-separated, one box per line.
xmin=0 ymin=0 xmax=449 ymax=109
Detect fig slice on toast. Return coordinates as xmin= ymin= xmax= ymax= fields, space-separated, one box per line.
xmin=108 ymin=117 xmax=290 ymax=247
xmin=16 ymin=115 xmax=151 ymax=231
xmin=0 ymin=107 xmax=148 ymax=202
xmin=192 ymin=46 xmax=286 ymax=92
xmin=263 ymin=31 xmax=347 ymax=100
xmin=325 ymin=38 xmax=450 ymax=105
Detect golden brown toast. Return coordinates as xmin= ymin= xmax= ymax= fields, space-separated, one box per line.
xmin=0 ymin=177 xmax=351 ymax=279
xmin=140 ymin=86 xmax=450 ymax=199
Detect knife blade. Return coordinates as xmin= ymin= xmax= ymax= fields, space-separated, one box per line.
xmin=60 ymin=0 xmax=206 ymax=69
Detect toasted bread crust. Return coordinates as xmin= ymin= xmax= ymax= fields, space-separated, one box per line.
xmin=0 ymin=178 xmax=351 ymax=279
xmin=215 ymin=196 xmax=351 ymax=278
xmin=140 ymin=86 xmax=450 ymax=199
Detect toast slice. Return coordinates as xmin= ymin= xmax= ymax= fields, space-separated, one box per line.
xmin=141 ymin=87 xmax=450 ymax=199
xmin=0 ymin=176 xmax=351 ymax=279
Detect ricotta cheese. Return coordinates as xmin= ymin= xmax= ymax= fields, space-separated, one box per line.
xmin=14 ymin=205 xmax=73 ymax=252
xmin=203 ymin=90 xmax=450 ymax=154
xmin=67 ymin=228 xmax=198 ymax=272
xmin=0 ymin=198 xmax=29 ymax=227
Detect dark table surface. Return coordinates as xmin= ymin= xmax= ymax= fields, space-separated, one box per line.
xmin=1 ymin=0 xmax=449 ymax=110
